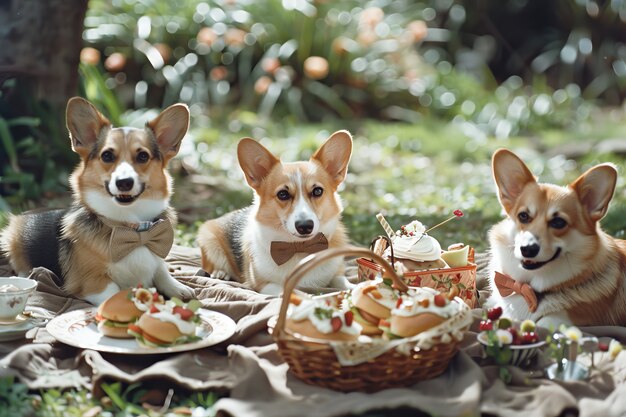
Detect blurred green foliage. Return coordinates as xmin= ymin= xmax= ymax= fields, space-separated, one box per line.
xmin=0 ymin=79 xmax=77 ymax=211
xmin=82 ymin=0 xmax=592 ymax=137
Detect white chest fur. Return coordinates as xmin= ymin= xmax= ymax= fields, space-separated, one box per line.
xmin=108 ymin=246 xmax=161 ymax=288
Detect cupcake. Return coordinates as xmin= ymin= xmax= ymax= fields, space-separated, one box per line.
xmin=384 ymin=220 xmax=447 ymax=271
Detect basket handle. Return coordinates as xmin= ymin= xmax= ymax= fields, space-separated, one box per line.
xmin=272 ymin=245 xmax=407 ymax=339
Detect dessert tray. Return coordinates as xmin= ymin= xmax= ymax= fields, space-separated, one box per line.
xmin=270 ymin=246 xmax=472 ymax=393
xmin=46 ymin=307 xmax=236 ymax=354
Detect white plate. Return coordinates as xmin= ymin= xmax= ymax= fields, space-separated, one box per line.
xmin=46 ymin=307 xmax=236 ymax=354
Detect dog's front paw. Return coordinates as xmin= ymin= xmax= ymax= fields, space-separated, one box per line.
xmin=161 ymin=279 xmax=196 ymax=301
xmin=211 ymin=270 xmax=232 ymax=280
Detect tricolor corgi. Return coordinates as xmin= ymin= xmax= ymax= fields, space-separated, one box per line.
xmin=197 ymin=131 xmax=353 ymax=295
xmin=487 ymin=148 xmax=626 ymax=328
xmin=0 ymin=97 xmax=195 ymax=305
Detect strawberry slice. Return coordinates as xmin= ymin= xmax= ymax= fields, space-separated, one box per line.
xmin=173 ymin=306 xmax=194 ymax=321
xmin=331 ymin=316 xmax=342 ymax=332
xmin=434 ymin=294 xmax=447 ymax=307
xmin=150 ymin=304 xmax=160 ymax=314
xmin=344 ymin=311 xmax=354 ymax=326
xmin=396 ymin=297 xmax=403 ymax=308
xmin=152 ymin=291 xmax=161 ymax=302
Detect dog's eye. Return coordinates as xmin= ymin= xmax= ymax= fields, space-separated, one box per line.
xmin=101 ymin=151 xmax=115 ymax=163
xmin=518 ymin=211 xmax=531 ymax=224
xmin=311 ymin=187 xmax=324 ymax=198
xmin=549 ymin=217 xmax=567 ymax=229
xmin=276 ymin=190 xmax=291 ymax=201
xmin=136 ymin=151 xmax=150 ymax=164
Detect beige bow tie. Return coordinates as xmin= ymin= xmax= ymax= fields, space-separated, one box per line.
xmin=494 ymin=271 xmax=539 ymax=313
xmin=101 ymin=217 xmax=174 ymax=262
xmin=270 ymin=233 xmax=329 ymax=265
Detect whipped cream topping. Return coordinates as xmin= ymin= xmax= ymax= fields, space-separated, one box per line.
xmin=0 ymin=284 xmax=20 ymax=293
xmin=149 ymin=300 xmax=196 ymax=335
xmin=288 ymin=298 xmax=362 ymax=336
xmin=384 ymin=219 xmax=443 ymax=262
xmin=131 ymin=287 xmax=163 ymax=312
xmin=391 ymin=292 xmax=459 ymax=318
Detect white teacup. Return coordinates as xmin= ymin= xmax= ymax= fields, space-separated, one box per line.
xmin=0 ymin=277 xmax=38 ymax=321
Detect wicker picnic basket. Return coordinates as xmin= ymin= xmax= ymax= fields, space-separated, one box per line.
xmin=357 ymin=236 xmax=478 ymax=308
xmin=270 ymin=246 xmax=471 ymax=393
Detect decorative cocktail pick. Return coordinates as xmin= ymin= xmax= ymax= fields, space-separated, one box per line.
xmin=376 ymin=213 xmax=396 ymax=241
xmin=425 ymin=209 xmax=464 ymax=234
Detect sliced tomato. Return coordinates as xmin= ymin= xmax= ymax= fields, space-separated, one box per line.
xmin=127 ymin=323 xmax=142 ymax=334
xmin=173 ymin=306 xmax=194 ymax=321
xmin=95 ymin=313 xmax=104 ymax=322
xmin=142 ymin=331 xmax=169 ymax=346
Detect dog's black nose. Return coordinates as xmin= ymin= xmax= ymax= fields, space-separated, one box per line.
xmin=116 ymin=178 xmax=134 ymax=192
xmin=295 ymin=220 xmax=314 ymax=236
xmin=520 ymin=243 xmax=540 ymax=258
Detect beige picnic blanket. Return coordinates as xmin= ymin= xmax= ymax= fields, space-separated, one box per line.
xmin=2 ymin=246 xmax=626 ymax=417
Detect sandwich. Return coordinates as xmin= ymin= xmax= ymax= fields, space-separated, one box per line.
xmin=349 ymin=279 xmax=401 ymax=336
xmin=128 ymin=298 xmax=202 ymax=347
xmin=95 ymin=287 xmax=164 ymax=338
xmin=285 ymin=294 xmax=361 ymax=342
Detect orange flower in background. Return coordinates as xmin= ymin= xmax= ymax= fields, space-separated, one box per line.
xmin=254 ymin=76 xmax=272 ymax=95
xmin=210 ymin=66 xmax=229 ymax=81
xmin=261 ymin=57 xmax=281 ymax=74
xmin=407 ymin=20 xmax=428 ymax=43
xmin=224 ymin=28 xmax=246 ymax=47
xmin=104 ymin=52 xmax=126 ymax=72
xmin=303 ymin=56 xmax=329 ymax=80
xmin=80 ymin=47 xmax=101 ymax=66
xmin=359 ymin=7 xmax=384 ymax=28
xmin=154 ymin=43 xmax=171 ymax=62
xmin=356 ymin=29 xmax=377 ymax=46
xmin=197 ymin=27 xmax=217 ymax=46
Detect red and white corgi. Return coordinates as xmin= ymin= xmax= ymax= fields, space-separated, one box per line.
xmin=487 ymin=148 xmax=626 ymax=328
xmin=0 ymin=97 xmax=195 ymax=305
xmin=197 ymin=131 xmax=353 ymax=295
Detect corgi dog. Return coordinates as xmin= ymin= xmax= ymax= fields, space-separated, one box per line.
xmin=487 ymin=148 xmax=626 ymax=328
xmin=0 ymin=97 xmax=195 ymax=305
xmin=197 ymin=131 xmax=353 ymax=295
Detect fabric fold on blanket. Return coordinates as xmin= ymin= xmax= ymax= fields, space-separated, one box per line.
xmin=2 ymin=246 xmax=626 ymax=417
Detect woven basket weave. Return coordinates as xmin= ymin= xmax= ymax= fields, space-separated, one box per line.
xmin=271 ymin=246 xmax=468 ymax=393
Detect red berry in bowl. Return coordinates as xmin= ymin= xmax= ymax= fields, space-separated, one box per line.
xmin=479 ymin=320 xmax=493 ymax=331
xmin=521 ymin=331 xmax=538 ymax=344
xmin=487 ymin=306 xmax=503 ymax=321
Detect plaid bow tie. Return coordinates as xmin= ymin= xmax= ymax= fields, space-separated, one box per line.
xmin=494 ymin=271 xmax=538 ymax=313
xmin=101 ymin=217 xmax=174 ymax=262
xmin=269 ymin=233 xmax=329 ymax=265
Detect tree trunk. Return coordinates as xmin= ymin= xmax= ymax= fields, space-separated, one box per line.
xmin=0 ymin=0 xmax=88 ymax=106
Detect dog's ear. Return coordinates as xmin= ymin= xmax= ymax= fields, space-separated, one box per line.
xmin=492 ymin=149 xmax=536 ymax=213
xmin=237 ymin=138 xmax=280 ymax=191
xmin=66 ymin=97 xmax=111 ymax=158
xmin=311 ymin=130 xmax=353 ymax=187
xmin=571 ymin=163 xmax=617 ymax=222
xmin=147 ymin=103 xmax=190 ymax=162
